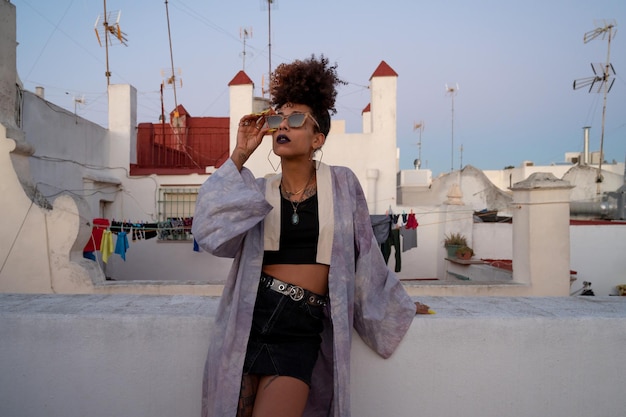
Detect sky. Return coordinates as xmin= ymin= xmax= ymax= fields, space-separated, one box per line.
xmin=12 ymin=0 xmax=626 ymax=177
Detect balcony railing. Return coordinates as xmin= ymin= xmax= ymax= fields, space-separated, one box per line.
xmin=131 ymin=121 xmax=229 ymax=175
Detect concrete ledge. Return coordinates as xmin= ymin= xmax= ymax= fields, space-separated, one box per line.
xmin=1 ymin=294 xmax=625 ymax=417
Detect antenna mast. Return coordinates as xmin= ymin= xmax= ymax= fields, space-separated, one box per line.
xmin=459 ymin=144 xmax=464 ymax=170
xmin=268 ymin=1 xmax=273 ymax=90
xmin=94 ymin=0 xmax=128 ymax=86
xmin=240 ymin=27 xmax=253 ymax=71
xmin=164 ymin=0 xmax=180 ymax=120
xmin=445 ymin=83 xmax=459 ymax=172
xmin=103 ymin=0 xmax=110 ymax=85
xmin=413 ymin=121 xmax=424 ymax=169
xmin=573 ymin=19 xmax=617 ymax=186
xmin=261 ymin=0 xmax=277 ymax=98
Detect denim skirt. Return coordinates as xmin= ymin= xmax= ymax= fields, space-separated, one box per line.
xmin=243 ymin=276 xmax=326 ymax=386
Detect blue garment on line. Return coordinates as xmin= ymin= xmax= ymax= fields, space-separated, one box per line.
xmin=114 ymin=232 xmax=130 ymax=261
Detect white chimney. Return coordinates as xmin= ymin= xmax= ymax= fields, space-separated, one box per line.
xmin=35 ymin=86 xmax=44 ymax=99
xmin=582 ymin=126 xmax=590 ymax=165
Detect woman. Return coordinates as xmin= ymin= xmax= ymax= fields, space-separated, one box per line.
xmin=192 ymin=55 xmax=431 ymax=417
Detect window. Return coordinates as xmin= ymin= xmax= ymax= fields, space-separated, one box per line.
xmin=157 ymin=187 xmax=199 ymax=240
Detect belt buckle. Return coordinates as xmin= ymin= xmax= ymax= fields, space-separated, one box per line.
xmin=289 ymin=286 xmax=304 ymax=301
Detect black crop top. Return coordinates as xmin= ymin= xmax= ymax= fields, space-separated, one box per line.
xmin=263 ymin=192 xmax=319 ymax=265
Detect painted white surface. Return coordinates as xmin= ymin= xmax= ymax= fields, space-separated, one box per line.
xmin=1 ymin=294 xmax=624 ymax=417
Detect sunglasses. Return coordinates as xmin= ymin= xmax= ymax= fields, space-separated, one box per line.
xmin=266 ymin=112 xmax=320 ymax=130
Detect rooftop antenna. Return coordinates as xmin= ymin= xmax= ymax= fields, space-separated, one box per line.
xmin=413 ymin=121 xmax=424 ymax=169
xmin=66 ymin=93 xmax=86 ymax=123
xmin=573 ymin=19 xmax=617 ymax=187
xmin=74 ymin=96 xmax=86 ymax=124
xmin=94 ymin=0 xmax=128 ymax=86
xmin=161 ymin=67 xmax=183 ymax=89
xmin=240 ymin=27 xmax=253 ymax=71
xmin=164 ymin=0 xmax=181 ymax=125
xmin=445 ymin=83 xmax=459 ymax=172
xmin=459 ymin=144 xmax=464 ymax=170
xmin=261 ymin=0 xmax=277 ymax=98
xmin=74 ymin=96 xmax=85 ymax=113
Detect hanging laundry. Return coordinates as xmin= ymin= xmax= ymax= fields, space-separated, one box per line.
xmin=144 ymin=223 xmax=158 ymax=240
xmin=396 ymin=215 xmax=406 ymax=228
xmin=100 ymin=230 xmax=114 ymax=263
xmin=381 ymin=228 xmax=401 ymax=272
xmin=114 ymin=231 xmax=130 ymax=261
xmin=83 ymin=218 xmax=110 ymax=252
xmin=400 ymin=228 xmax=418 ymax=252
xmin=370 ymin=215 xmax=391 ymax=244
xmin=405 ymin=211 xmax=418 ymax=229
xmin=110 ymin=221 xmax=129 ymax=234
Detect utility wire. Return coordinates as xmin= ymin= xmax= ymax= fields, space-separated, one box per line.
xmin=22 ymin=0 xmax=76 ymax=81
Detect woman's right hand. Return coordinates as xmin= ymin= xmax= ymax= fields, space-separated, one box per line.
xmin=231 ymin=110 xmax=274 ymax=171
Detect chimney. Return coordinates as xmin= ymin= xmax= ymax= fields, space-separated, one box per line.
xmin=582 ymin=126 xmax=590 ymax=165
xmin=35 ymin=86 xmax=44 ymax=99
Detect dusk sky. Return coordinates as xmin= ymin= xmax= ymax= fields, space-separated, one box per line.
xmin=13 ymin=0 xmax=626 ymax=177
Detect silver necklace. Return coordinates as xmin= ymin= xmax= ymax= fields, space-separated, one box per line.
xmin=283 ymin=172 xmax=315 ymax=225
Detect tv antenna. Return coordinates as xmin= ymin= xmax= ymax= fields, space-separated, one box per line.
xmin=66 ymin=93 xmax=86 ymax=123
xmin=74 ymin=95 xmax=85 ymax=112
xmin=164 ymin=0 xmax=181 ymax=125
xmin=573 ymin=19 xmax=617 ymax=185
xmin=240 ymin=27 xmax=253 ymax=71
xmin=94 ymin=1 xmax=128 ymax=86
xmin=445 ymin=83 xmax=459 ymax=172
xmin=413 ymin=121 xmax=425 ymax=169
xmin=261 ymin=0 xmax=277 ymax=98
xmin=161 ymin=68 xmax=183 ymax=88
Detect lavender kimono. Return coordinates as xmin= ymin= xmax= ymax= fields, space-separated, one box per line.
xmin=192 ymin=158 xmax=416 ymax=417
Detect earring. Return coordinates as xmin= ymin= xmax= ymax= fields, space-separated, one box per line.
xmin=313 ymin=148 xmax=323 ymax=169
xmin=267 ymin=148 xmax=281 ymax=172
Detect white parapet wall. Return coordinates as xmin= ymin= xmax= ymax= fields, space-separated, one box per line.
xmin=1 ymin=294 xmax=625 ymax=417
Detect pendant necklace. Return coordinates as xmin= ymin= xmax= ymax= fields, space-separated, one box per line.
xmin=283 ymin=171 xmax=315 ymax=226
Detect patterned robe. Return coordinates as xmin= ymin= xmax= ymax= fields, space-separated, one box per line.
xmin=192 ymin=158 xmax=416 ymax=417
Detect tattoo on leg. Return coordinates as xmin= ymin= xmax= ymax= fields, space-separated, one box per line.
xmin=236 ymin=375 xmax=259 ymax=417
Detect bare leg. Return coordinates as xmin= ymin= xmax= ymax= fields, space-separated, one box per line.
xmin=236 ymin=374 xmax=260 ymax=417
xmin=252 ymin=375 xmax=310 ymax=417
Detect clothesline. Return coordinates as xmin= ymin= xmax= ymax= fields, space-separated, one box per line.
xmin=372 ymin=213 xmax=419 ymax=273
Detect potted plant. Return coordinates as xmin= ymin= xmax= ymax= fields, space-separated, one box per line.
xmin=444 ymin=232 xmax=467 ymax=258
xmin=455 ymin=245 xmax=474 ymax=260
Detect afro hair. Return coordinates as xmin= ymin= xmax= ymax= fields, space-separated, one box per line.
xmin=270 ymin=54 xmax=345 ymax=136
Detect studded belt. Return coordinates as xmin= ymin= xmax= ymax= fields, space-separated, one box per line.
xmin=260 ymin=273 xmax=328 ymax=307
